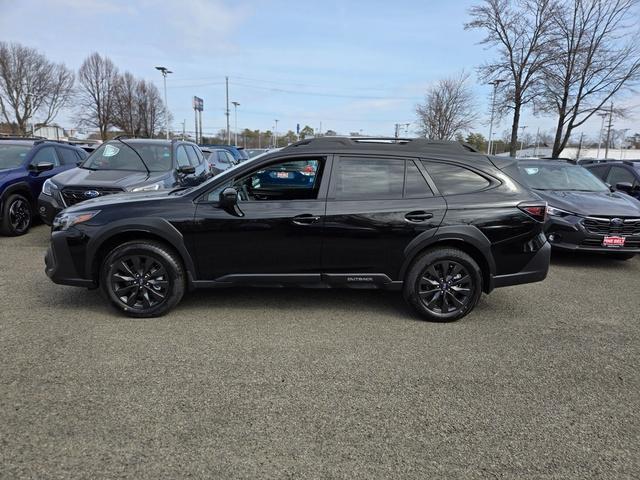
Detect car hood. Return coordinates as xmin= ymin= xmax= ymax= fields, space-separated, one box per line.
xmin=63 ymin=189 xmax=175 ymax=213
xmin=535 ymin=189 xmax=640 ymax=217
xmin=51 ymin=167 xmax=170 ymax=189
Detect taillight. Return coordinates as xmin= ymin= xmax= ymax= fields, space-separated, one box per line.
xmin=518 ymin=203 xmax=547 ymax=222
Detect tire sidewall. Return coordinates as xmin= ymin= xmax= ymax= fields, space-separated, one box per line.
xmin=404 ymin=248 xmax=482 ymax=322
xmin=100 ymin=242 xmax=185 ymax=318
xmin=1 ymin=194 xmax=32 ymax=236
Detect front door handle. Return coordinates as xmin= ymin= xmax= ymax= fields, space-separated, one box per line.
xmin=405 ymin=211 xmax=434 ymax=223
xmin=292 ymin=214 xmax=321 ymax=226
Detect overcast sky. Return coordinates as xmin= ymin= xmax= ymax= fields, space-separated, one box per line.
xmin=1 ymin=0 xmax=637 ymax=140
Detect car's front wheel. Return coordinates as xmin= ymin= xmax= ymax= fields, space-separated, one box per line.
xmin=100 ymin=241 xmax=185 ymax=318
xmin=404 ymin=247 xmax=482 ymax=322
xmin=0 ymin=193 xmax=32 ymax=236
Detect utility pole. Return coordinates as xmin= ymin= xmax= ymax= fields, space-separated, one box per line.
xmin=487 ymin=79 xmax=504 ymax=155
xmin=518 ymin=125 xmax=527 ymax=157
xmin=576 ymin=132 xmax=585 ymax=160
xmin=225 ymin=76 xmax=230 ymax=145
xmin=604 ymin=102 xmax=614 ymax=160
xmin=181 ymin=120 xmax=186 ymax=140
xmin=155 ymin=66 xmax=173 ymax=139
xmin=596 ymin=111 xmax=608 ymax=159
xmin=533 ymin=127 xmax=540 ymax=157
xmin=194 ymin=109 xmax=198 ymax=143
xmin=232 ymin=101 xmax=240 ymax=146
xmin=620 ymin=128 xmax=630 ymax=160
xmin=274 ymin=119 xmax=279 ymax=148
xmin=198 ymin=109 xmax=203 ymax=144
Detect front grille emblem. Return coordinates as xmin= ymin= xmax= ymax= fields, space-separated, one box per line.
xmin=610 ymin=218 xmax=624 ymax=227
xmin=84 ymin=190 xmax=100 ymax=199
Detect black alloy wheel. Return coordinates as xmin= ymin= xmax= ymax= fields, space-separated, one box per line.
xmin=1 ymin=194 xmax=32 ymax=236
xmin=101 ymin=241 xmax=185 ymax=317
xmin=404 ymin=247 xmax=482 ymax=322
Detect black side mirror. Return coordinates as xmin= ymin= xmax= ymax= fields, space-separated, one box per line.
xmin=615 ymin=182 xmax=634 ymax=193
xmin=30 ymin=162 xmax=54 ymax=174
xmin=177 ymin=165 xmax=196 ymax=175
xmin=219 ymin=187 xmax=244 ymax=217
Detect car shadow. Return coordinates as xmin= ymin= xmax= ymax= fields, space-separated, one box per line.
xmin=550 ymin=250 xmax=637 ymax=269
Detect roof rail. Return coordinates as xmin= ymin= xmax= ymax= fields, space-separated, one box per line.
xmin=0 ymin=135 xmax=47 ymax=141
xmin=283 ymin=136 xmax=479 ymax=153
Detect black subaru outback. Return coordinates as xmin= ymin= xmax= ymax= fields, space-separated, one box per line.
xmin=45 ymin=137 xmax=550 ymax=322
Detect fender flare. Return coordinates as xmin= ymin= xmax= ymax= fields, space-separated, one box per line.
xmin=399 ymin=225 xmax=496 ymax=280
xmin=1 ymin=181 xmax=36 ymax=210
xmin=85 ymin=217 xmax=198 ymax=284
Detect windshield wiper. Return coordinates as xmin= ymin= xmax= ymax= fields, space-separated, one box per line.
xmin=115 ymin=137 xmax=150 ymax=175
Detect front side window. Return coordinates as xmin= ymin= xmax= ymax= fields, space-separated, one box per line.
xmin=176 ymin=146 xmax=191 ymax=168
xmin=607 ymin=166 xmax=637 ymax=186
xmin=233 ymin=158 xmax=323 ymax=201
xmin=334 ymin=157 xmax=405 ymax=200
xmin=185 ymin=145 xmax=200 ymax=167
xmin=57 ymin=148 xmax=80 ymax=166
xmin=423 ymin=161 xmax=490 ymax=195
xmin=0 ymin=145 xmax=31 ymax=170
xmin=586 ymin=165 xmax=609 ymax=180
xmin=31 ymin=147 xmax=60 ymax=167
xmin=83 ymin=142 xmax=172 ymax=172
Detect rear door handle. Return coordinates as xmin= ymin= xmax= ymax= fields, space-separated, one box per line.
xmin=404 ymin=211 xmax=434 ymax=223
xmin=292 ymin=214 xmax=321 ymax=226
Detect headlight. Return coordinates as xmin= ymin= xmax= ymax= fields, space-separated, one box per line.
xmin=547 ymin=206 xmax=575 ymax=217
xmin=130 ymin=182 xmax=164 ymax=192
xmin=53 ymin=210 xmax=100 ymax=231
xmin=42 ymin=179 xmax=57 ymax=196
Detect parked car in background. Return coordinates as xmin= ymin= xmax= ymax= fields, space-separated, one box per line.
xmin=45 ymin=137 xmax=550 ymax=321
xmin=0 ymin=138 xmax=88 ymax=236
xmin=38 ymin=138 xmax=210 ymax=225
xmin=582 ymin=159 xmax=640 ymax=199
xmin=504 ymin=159 xmax=640 ymax=259
xmin=246 ymin=149 xmax=269 ymax=158
xmin=200 ymin=144 xmax=246 ymax=163
xmin=207 ymin=148 xmax=238 ymax=175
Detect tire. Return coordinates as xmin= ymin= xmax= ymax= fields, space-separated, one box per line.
xmin=611 ymin=252 xmax=636 ymax=261
xmin=403 ymin=247 xmax=482 ymax=322
xmin=0 ymin=193 xmax=32 ymax=236
xmin=100 ymin=241 xmax=186 ymax=318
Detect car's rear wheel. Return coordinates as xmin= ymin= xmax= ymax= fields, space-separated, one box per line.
xmin=0 ymin=193 xmax=32 ymax=236
xmin=404 ymin=247 xmax=482 ymax=322
xmin=100 ymin=241 xmax=185 ymax=318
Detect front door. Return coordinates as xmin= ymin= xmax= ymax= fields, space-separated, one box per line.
xmin=322 ymin=155 xmax=447 ymax=280
xmin=192 ymin=155 xmax=330 ymax=281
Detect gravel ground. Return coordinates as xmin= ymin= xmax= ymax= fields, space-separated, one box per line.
xmin=1 ymin=224 xmax=638 ymax=479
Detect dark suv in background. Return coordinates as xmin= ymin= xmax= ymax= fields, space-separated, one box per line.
xmin=0 ymin=137 xmax=87 ymax=236
xmin=582 ymin=160 xmax=640 ymax=199
xmin=45 ymin=137 xmax=550 ymax=322
xmin=38 ymin=138 xmax=210 ymax=225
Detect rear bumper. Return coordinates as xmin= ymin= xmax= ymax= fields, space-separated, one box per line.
xmin=492 ymin=241 xmax=551 ymax=289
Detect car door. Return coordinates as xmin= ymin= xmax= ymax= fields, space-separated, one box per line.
xmin=28 ymin=146 xmax=65 ymax=193
xmin=606 ymin=165 xmax=640 ymax=198
xmin=191 ymin=155 xmax=330 ymax=281
xmin=322 ymin=155 xmax=447 ymax=281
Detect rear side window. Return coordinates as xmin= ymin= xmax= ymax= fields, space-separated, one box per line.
xmin=405 ymin=161 xmax=433 ymax=198
xmin=334 ymin=157 xmax=404 ymax=200
xmin=423 ymin=161 xmax=490 ymax=195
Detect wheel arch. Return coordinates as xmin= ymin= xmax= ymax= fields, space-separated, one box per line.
xmin=1 ymin=181 xmax=36 ymax=210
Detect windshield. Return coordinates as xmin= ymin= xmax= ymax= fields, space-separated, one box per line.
xmin=0 ymin=145 xmax=31 ymax=170
xmin=83 ymin=142 xmax=172 ymax=172
xmin=515 ymin=163 xmax=609 ymax=192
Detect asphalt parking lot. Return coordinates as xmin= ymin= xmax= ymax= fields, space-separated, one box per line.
xmin=1 ymin=225 xmax=639 ymax=479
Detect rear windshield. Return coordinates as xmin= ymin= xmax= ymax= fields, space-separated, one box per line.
xmin=0 ymin=145 xmax=31 ymax=170
xmin=83 ymin=142 xmax=172 ymax=172
xmin=507 ymin=162 xmax=608 ymax=192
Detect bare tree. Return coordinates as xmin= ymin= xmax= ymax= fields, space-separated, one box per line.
xmin=77 ymin=53 xmax=118 ymax=140
xmin=112 ymin=71 xmax=140 ymax=136
xmin=416 ymin=72 xmax=477 ymax=140
xmin=136 ymin=79 xmax=167 ymax=138
xmin=466 ymin=0 xmax=556 ymax=156
xmin=540 ymin=0 xmax=640 ymax=158
xmin=0 ymin=42 xmax=74 ymax=134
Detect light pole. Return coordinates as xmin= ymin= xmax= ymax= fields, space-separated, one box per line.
xmin=487 ymin=79 xmax=504 ymax=155
xmin=519 ymin=125 xmax=527 ymax=157
xmin=596 ymin=111 xmax=608 ymax=159
xmin=155 ymin=66 xmax=172 ymax=139
xmin=274 ymin=119 xmax=279 ymax=148
xmin=231 ymin=101 xmax=240 ymax=146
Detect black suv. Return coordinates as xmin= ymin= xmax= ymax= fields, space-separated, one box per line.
xmin=582 ymin=160 xmax=640 ymax=199
xmin=45 ymin=137 xmax=550 ymax=322
xmin=38 ymin=138 xmax=210 ymax=224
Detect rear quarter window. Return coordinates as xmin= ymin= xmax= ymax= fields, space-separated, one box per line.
xmin=423 ymin=161 xmax=490 ymax=195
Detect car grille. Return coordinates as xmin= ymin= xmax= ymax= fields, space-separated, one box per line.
xmin=582 ymin=217 xmax=640 ymax=236
xmin=61 ymin=186 xmax=124 ymax=207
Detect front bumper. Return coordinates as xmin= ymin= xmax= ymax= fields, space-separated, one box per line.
xmin=545 ymin=215 xmax=640 ymax=254
xmin=45 ymin=230 xmax=96 ymax=288
xmin=38 ymin=192 xmax=63 ymax=226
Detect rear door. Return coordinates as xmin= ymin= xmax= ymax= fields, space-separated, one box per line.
xmin=321 ymin=155 xmax=447 ymax=281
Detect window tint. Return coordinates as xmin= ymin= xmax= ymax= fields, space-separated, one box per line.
xmin=586 ymin=165 xmax=609 ymax=180
xmin=423 ymin=161 xmax=490 ymax=195
xmin=31 ymin=147 xmax=60 ymax=167
xmin=607 ymin=166 xmax=636 ymax=186
xmin=335 ymin=157 xmax=404 ymax=200
xmin=57 ymin=148 xmax=79 ymax=166
xmin=405 ymin=161 xmax=433 ymax=198
xmin=185 ymin=145 xmax=200 ymax=167
xmin=232 ymin=158 xmax=323 ymax=201
xmin=176 ymin=146 xmax=190 ymax=168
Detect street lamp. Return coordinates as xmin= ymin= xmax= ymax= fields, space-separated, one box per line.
xmin=155 ymin=66 xmax=172 ymax=139
xmin=231 ymin=101 xmax=240 ymax=146
xmin=274 ymin=119 xmax=279 ymax=148
xmin=487 ymin=79 xmax=505 ymax=155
